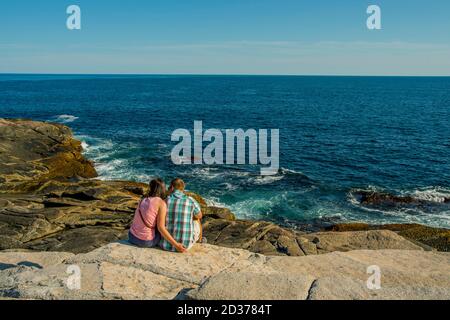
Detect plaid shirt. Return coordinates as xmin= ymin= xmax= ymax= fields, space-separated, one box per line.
xmin=160 ymin=190 xmax=202 ymax=252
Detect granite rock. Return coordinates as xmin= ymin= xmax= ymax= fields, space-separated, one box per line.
xmin=2 ymin=243 xmax=448 ymax=300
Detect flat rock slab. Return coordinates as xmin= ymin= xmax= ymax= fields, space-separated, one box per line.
xmin=304 ymin=230 xmax=424 ymax=253
xmin=307 ymin=276 xmax=450 ymax=300
xmin=1 ymin=243 xmax=449 ymax=300
xmin=264 ymin=250 xmax=450 ymax=300
xmin=0 ymin=251 xmax=74 ymax=271
xmin=188 ymin=249 xmax=450 ymax=300
xmin=187 ymin=272 xmax=315 ymax=300
xmin=67 ymin=242 xmax=252 ymax=285
xmin=0 ymin=243 xmax=254 ymax=300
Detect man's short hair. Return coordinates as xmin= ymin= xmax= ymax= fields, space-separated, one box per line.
xmin=170 ymin=178 xmax=185 ymax=191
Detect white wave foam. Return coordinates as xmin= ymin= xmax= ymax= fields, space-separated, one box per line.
xmin=245 ymin=167 xmax=307 ymax=185
xmin=81 ymin=141 xmax=89 ymax=150
xmin=229 ymin=198 xmax=275 ymax=219
xmin=204 ymin=197 xmax=227 ymax=208
xmin=54 ymin=114 xmax=79 ymax=123
xmin=250 ymin=175 xmax=284 ymax=185
xmin=347 ymin=192 xmax=361 ymax=207
xmin=75 ymin=135 xmax=115 ymax=157
xmin=220 ymin=182 xmax=238 ymax=191
xmin=279 ymin=167 xmax=304 ymax=175
xmin=74 ymin=134 xmax=128 ymax=181
xmin=190 ymin=167 xmax=251 ymax=181
xmin=404 ymin=187 xmax=450 ymax=203
xmin=95 ymin=159 xmax=126 ymax=175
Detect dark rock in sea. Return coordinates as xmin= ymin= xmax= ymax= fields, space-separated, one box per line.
xmin=353 ymin=190 xmax=450 ymax=208
xmin=326 ymin=223 xmax=371 ymax=232
xmin=356 ymin=190 xmax=422 ymax=206
xmin=204 ymin=206 xmax=236 ymax=221
xmin=185 ymin=192 xmax=207 ymax=208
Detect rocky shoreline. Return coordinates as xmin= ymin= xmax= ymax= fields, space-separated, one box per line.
xmin=1 ymin=118 xmax=449 ymax=300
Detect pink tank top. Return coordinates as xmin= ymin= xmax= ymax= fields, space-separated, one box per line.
xmin=130 ymin=197 xmax=164 ymax=241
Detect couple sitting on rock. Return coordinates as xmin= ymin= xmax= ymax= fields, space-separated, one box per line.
xmin=128 ymin=178 xmax=203 ymax=253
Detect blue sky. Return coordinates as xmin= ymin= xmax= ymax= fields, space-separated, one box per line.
xmin=1 ymin=0 xmax=450 ymax=75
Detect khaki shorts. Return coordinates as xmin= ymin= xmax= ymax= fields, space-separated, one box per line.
xmin=188 ymin=220 xmax=201 ymax=249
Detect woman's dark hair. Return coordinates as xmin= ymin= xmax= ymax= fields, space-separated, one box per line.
xmin=146 ymin=178 xmax=166 ymax=199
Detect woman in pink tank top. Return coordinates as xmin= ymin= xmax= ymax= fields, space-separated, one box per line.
xmin=128 ymin=179 xmax=167 ymax=248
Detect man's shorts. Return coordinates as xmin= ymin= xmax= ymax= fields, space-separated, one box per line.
xmin=188 ymin=220 xmax=201 ymax=249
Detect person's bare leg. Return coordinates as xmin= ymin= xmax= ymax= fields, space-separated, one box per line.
xmin=198 ymin=220 xmax=203 ymax=243
xmin=193 ymin=218 xmax=203 ymax=243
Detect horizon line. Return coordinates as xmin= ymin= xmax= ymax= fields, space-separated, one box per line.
xmin=1 ymin=72 xmax=450 ymax=78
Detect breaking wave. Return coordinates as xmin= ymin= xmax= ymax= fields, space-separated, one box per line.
xmin=53 ymin=114 xmax=79 ymax=123
xmin=402 ymin=186 xmax=450 ymax=203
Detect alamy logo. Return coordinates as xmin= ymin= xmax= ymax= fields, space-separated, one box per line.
xmin=171 ymin=121 xmax=279 ymax=176
xmin=367 ymin=5 xmax=382 ymax=30
xmin=66 ymin=265 xmax=81 ymax=290
xmin=67 ymin=5 xmax=81 ymax=30
xmin=366 ymin=265 xmax=382 ymax=290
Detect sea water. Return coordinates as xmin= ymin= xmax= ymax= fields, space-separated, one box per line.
xmin=1 ymin=74 xmax=449 ymax=228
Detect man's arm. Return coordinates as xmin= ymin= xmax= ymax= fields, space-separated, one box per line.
xmin=191 ymin=198 xmax=203 ymax=242
xmin=191 ymin=198 xmax=203 ymax=220
xmin=193 ymin=210 xmax=203 ymax=220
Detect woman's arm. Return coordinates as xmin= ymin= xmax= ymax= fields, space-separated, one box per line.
xmin=157 ymin=200 xmax=187 ymax=253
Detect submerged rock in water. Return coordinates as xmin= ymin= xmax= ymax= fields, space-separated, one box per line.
xmin=353 ymin=190 xmax=450 ymax=207
xmin=203 ymin=207 xmax=236 ymax=221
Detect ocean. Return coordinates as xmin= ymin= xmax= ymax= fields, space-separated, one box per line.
xmin=1 ymin=74 xmax=449 ymax=228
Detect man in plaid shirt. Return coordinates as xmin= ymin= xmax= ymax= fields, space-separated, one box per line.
xmin=160 ymin=178 xmax=203 ymax=252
